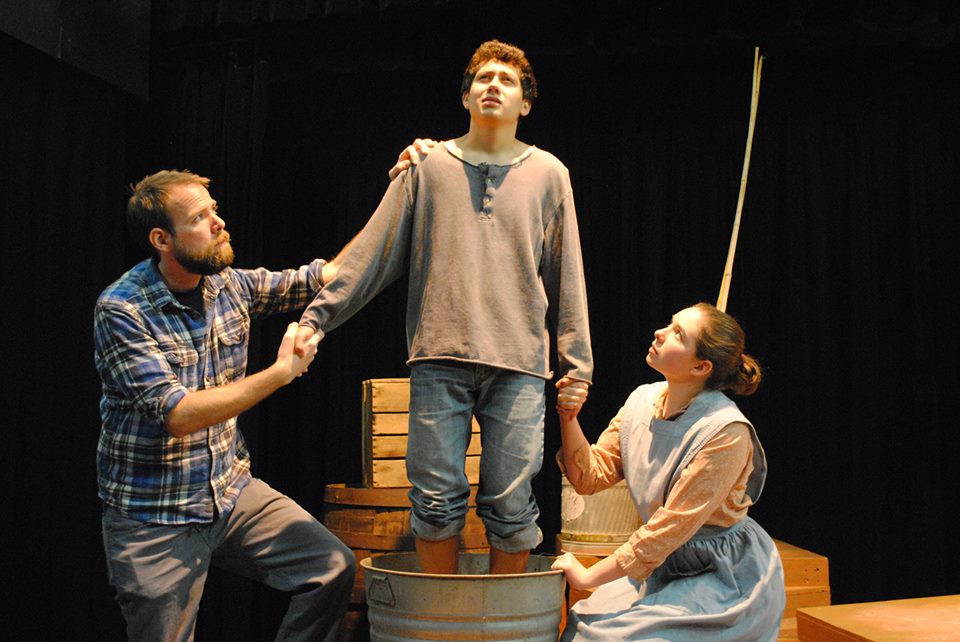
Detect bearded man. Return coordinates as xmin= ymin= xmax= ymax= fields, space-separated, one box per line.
xmin=94 ymin=169 xmax=349 ymax=641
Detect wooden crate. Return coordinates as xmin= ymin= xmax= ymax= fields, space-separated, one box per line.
xmin=778 ymin=540 xmax=831 ymax=641
xmin=323 ymin=484 xmax=489 ymax=605
xmin=796 ymin=594 xmax=960 ymax=641
xmin=361 ymin=378 xmax=481 ymax=488
xmin=779 ymin=540 xmax=832 ymax=618
xmin=556 ymin=536 xmax=830 ymax=641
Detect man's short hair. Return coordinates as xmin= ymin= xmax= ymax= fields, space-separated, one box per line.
xmin=460 ymin=40 xmax=539 ymax=107
xmin=127 ymin=170 xmax=210 ymax=258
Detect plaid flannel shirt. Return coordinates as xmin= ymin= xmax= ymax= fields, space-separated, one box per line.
xmin=94 ymin=258 xmax=324 ymax=524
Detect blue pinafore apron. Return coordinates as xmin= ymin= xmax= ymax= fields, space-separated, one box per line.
xmin=562 ymin=383 xmax=786 ymax=641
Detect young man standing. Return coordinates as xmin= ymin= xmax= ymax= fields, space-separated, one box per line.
xmin=295 ymin=40 xmax=593 ymax=574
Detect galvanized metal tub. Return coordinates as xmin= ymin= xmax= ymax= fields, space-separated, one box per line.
xmin=361 ymin=552 xmax=565 ymax=641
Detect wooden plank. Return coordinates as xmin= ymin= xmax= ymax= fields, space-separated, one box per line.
xmin=324 ymin=483 xmax=480 ymax=507
xmin=363 ymin=430 xmax=482 ymax=485
xmin=370 ymin=412 xmax=411 ymax=435
xmin=333 ymin=529 xmax=490 ymax=551
xmin=371 ymin=435 xmax=411 ymax=459
xmin=370 ymin=455 xmax=481 ymax=488
xmin=778 ymin=616 xmax=798 ymax=641
xmin=370 ymin=412 xmax=481 ymax=435
xmin=372 ymin=434 xmax=482 ymax=459
xmin=776 ymin=539 xmax=830 ymax=588
xmin=785 ymin=585 xmax=831 ymax=618
xmin=363 ymin=378 xmax=411 ymax=413
xmin=796 ymin=594 xmax=960 ymax=642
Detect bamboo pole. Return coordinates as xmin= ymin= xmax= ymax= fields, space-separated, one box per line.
xmin=717 ymin=47 xmax=763 ymax=313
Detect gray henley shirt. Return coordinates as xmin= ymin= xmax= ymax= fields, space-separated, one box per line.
xmin=299 ymin=142 xmax=593 ymax=382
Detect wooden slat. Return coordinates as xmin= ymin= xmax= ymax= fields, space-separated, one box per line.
xmin=370 ymin=455 xmax=481 ymax=488
xmin=333 ymin=528 xmax=489 ymax=551
xmin=777 ymin=539 xmax=830 ymax=588
xmin=370 ymin=412 xmax=482 ymax=435
xmin=784 ymin=585 xmax=831 ymax=618
xmin=372 ymin=434 xmax=482 ymax=459
xmin=370 ymin=412 xmax=410 ymax=435
xmin=363 ymin=378 xmax=411 ymax=413
xmin=325 ymin=484 xmax=413 ymax=507
xmin=777 ymin=616 xmax=797 ymax=641
xmin=324 ymin=483 xmax=481 ymax=507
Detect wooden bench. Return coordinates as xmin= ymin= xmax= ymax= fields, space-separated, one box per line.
xmin=796 ymin=594 xmax=960 ymax=641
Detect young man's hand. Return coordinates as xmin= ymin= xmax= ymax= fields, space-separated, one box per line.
xmin=289 ymin=324 xmax=319 ymax=365
xmin=278 ymin=322 xmax=319 ymax=381
xmin=556 ymin=377 xmax=589 ymax=420
xmin=388 ymin=138 xmax=438 ymax=180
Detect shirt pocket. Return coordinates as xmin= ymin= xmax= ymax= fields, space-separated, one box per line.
xmin=161 ymin=342 xmax=199 ymax=368
xmin=158 ymin=340 xmax=200 ymax=391
xmin=213 ymin=312 xmax=249 ymax=381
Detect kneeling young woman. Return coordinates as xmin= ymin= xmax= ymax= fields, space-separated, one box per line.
xmin=553 ymin=303 xmax=785 ymax=642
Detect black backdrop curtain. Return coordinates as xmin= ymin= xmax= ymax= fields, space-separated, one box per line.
xmin=1 ymin=32 xmax=132 ymax=641
xmin=3 ymin=2 xmax=960 ymax=639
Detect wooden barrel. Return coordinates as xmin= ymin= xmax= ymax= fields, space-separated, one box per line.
xmin=559 ymin=478 xmax=641 ymax=553
xmin=323 ymin=483 xmax=490 ymax=642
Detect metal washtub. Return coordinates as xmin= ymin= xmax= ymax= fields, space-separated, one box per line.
xmin=360 ymin=552 xmax=565 ymax=641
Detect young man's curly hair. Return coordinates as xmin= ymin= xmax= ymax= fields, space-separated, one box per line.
xmin=460 ymin=40 xmax=539 ymax=107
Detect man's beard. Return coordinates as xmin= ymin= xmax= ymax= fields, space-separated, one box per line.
xmin=174 ymin=233 xmax=235 ymax=275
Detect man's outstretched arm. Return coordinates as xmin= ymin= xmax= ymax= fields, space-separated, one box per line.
xmin=166 ymin=323 xmax=320 ymax=437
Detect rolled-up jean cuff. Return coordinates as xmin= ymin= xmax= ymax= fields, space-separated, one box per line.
xmin=409 ymin=510 xmax=466 ymax=542
xmin=485 ymin=523 xmax=543 ymax=553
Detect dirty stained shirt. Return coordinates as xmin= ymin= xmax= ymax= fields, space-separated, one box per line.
xmin=298 ymin=143 xmax=593 ymax=383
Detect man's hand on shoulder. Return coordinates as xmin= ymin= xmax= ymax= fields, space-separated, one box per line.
xmin=388 ymin=138 xmax=438 ymax=180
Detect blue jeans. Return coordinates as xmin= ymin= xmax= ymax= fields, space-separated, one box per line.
xmin=406 ymin=361 xmax=545 ymax=552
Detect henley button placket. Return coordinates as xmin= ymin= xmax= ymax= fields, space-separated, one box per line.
xmin=479 ymin=164 xmax=495 ymax=220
